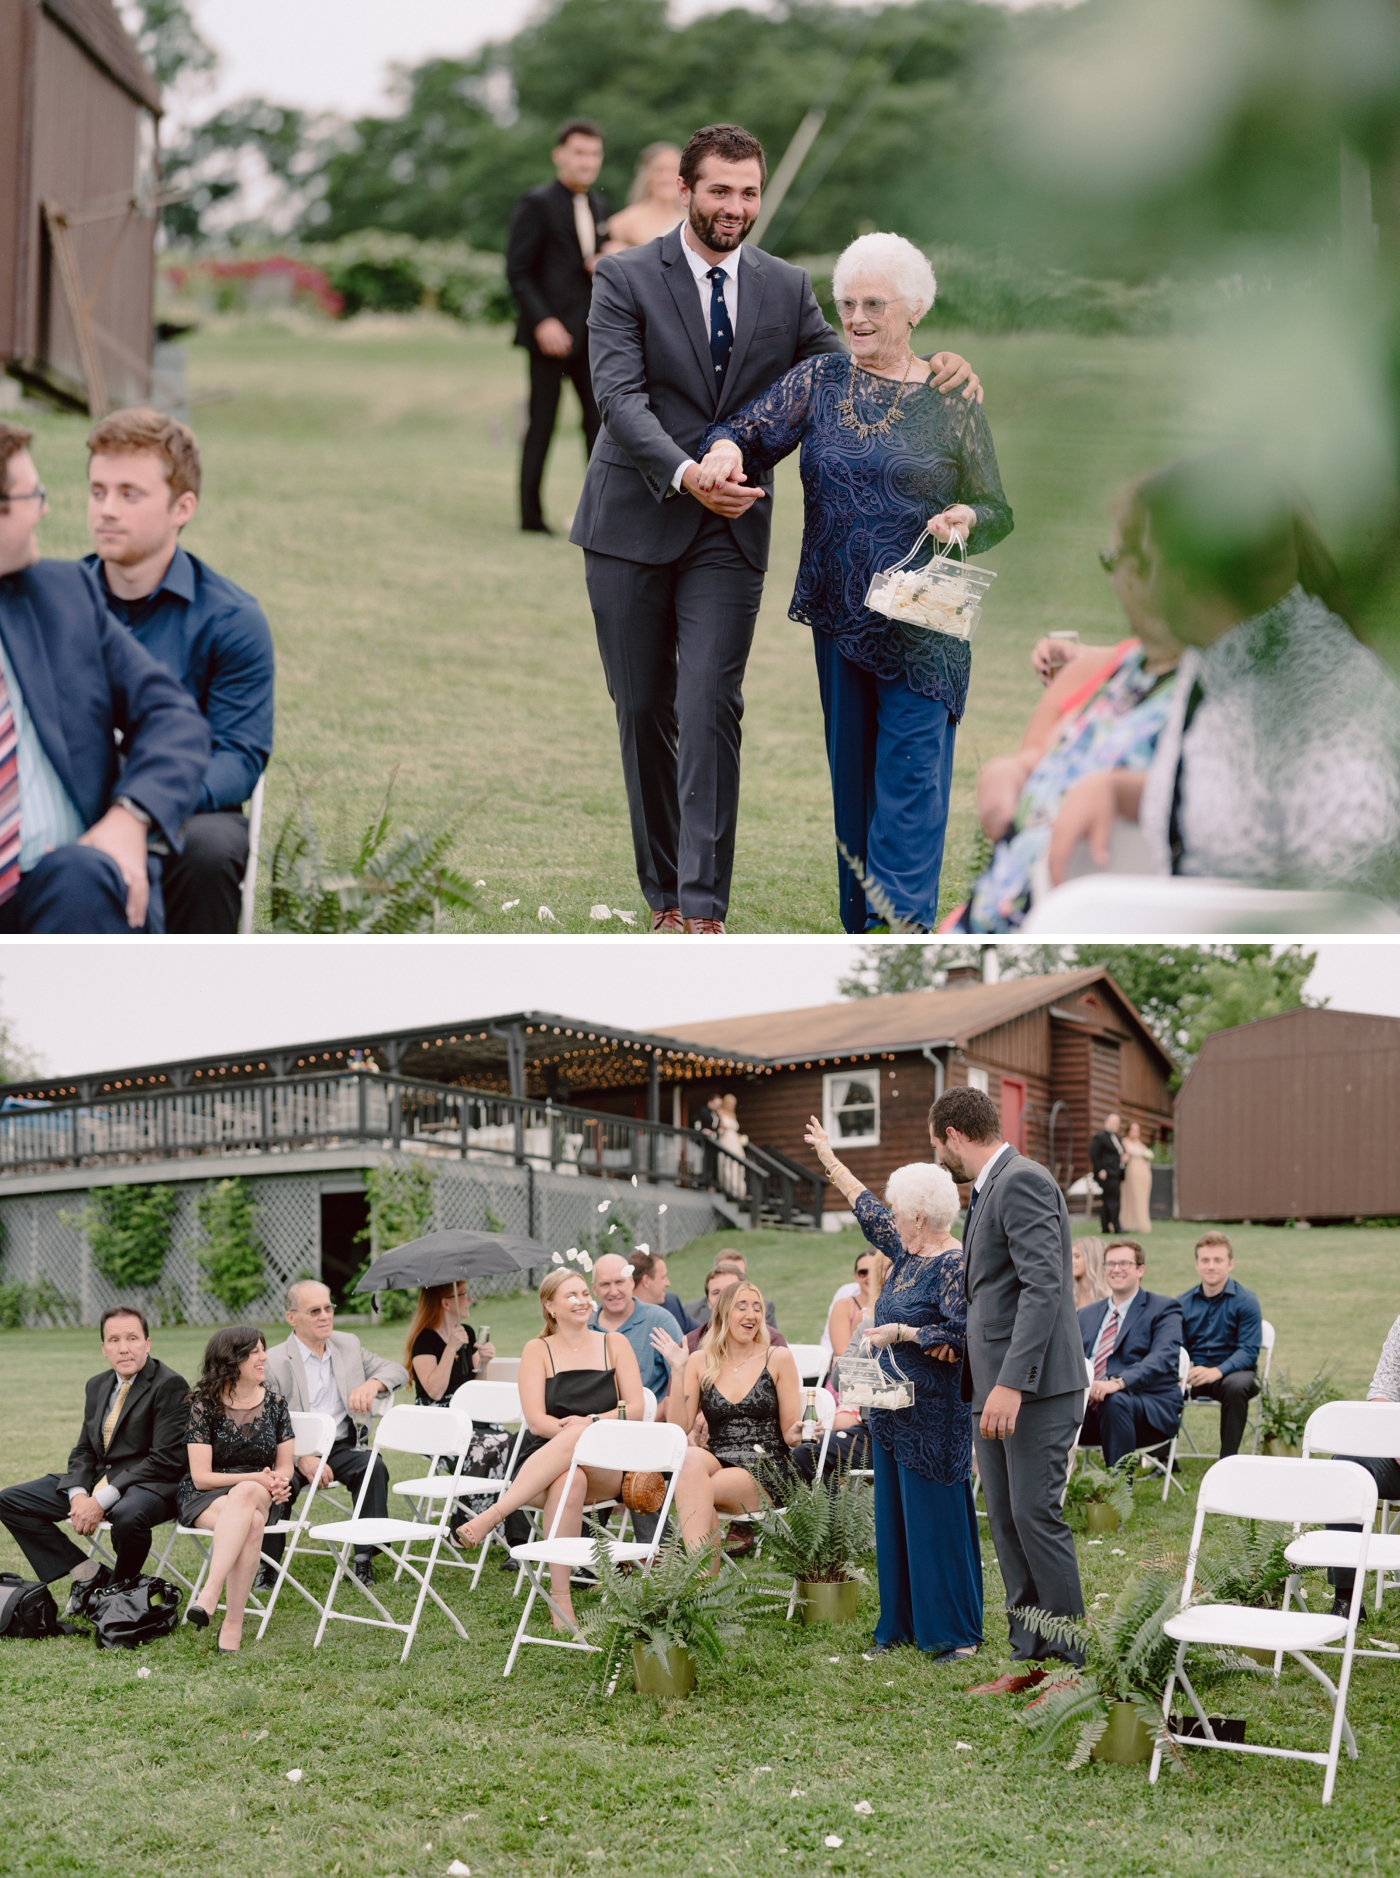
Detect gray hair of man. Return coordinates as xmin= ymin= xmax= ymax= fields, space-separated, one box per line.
xmin=831 ymin=232 xmax=937 ymax=325
xmin=285 ymin=1278 xmax=330 ymax=1312
xmin=883 ymin=1161 xmax=961 ymax=1233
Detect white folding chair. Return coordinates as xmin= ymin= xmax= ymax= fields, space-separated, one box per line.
xmin=1284 ymin=1401 xmax=1400 ymax=1651
xmin=503 ymin=1418 xmax=688 ymax=1681
xmin=1077 ymin=1351 xmax=1187 ymax=1501
xmin=642 ymin=1387 xmax=658 ymax=1422
xmin=485 ymin=1358 xmax=521 ymax=1383
xmin=309 ymin=1404 xmax=474 ymax=1663
xmin=1247 ymin=1320 xmax=1277 ymax=1454
xmin=252 ymin=1411 xmax=340 ymax=1639
xmin=236 ymin=771 xmax=266 ymax=935
xmin=1150 ymin=1455 xmax=1376 ymax=1804
xmin=392 ymin=1380 xmax=526 ymax=1590
xmin=787 ymin=1344 xmax=832 ymax=1388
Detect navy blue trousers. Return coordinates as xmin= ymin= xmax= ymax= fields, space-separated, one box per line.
xmin=0 ymin=845 xmax=165 ymax=933
xmin=813 ymin=631 xmax=956 ymax=933
xmin=872 ymin=1437 xmax=983 ymax=1653
xmin=1080 ymin=1389 xmax=1181 ymax=1470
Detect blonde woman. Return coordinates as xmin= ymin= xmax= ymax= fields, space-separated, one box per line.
xmin=651 ymin=1282 xmax=803 ymax=1549
xmin=1120 ymin=1123 xmax=1154 ymax=1234
xmin=1071 ymin=1235 xmax=1110 ymax=1309
xmin=600 ymin=141 xmax=683 ymax=252
xmin=827 ymin=1249 xmax=894 ymax=1359
xmin=454 ymin=1268 xmax=642 ymax=1629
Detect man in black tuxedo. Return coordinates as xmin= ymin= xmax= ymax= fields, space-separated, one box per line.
xmin=1078 ymin=1240 xmax=1183 ymax=1467
xmin=0 ymin=422 xmax=209 ymax=932
xmin=1089 ymin=1112 xmax=1127 ymax=1235
xmin=506 ymin=118 xmax=608 ymax=535
xmin=0 ymin=1307 xmax=189 ymax=1590
xmin=572 ymin=123 xmax=977 ymax=931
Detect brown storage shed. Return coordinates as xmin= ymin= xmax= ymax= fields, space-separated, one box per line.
xmin=1176 ymin=1007 xmax=1400 ymax=1223
xmin=0 ymin=0 xmax=160 ymax=412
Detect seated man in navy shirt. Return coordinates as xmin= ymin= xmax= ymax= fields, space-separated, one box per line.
xmin=1078 ymin=1240 xmax=1183 ymax=1469
xmin=83 ymin=409 xmax=274 ymax=932
xmin=1177 ymin=1230 xmax=1262 ymax=1458
xmin=0 ymin=422 xmax=207 ymax=932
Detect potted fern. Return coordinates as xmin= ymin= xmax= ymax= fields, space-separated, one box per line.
xmin=1201 ymin=1519 xmax=1296 ymax=1666
xmin=756 ymin=1465 xmax=875 ymax=1624
xmin=1257 ymin=1368 xmax=1339 ymax=1456
xmin=579 ymin=1533 xmax=757 ymax=1698
xmin=1015 ymin=1560 xmax=1244 ymax=1768
xmin=1064 ymin=1455 xmax=1136 ymax=1535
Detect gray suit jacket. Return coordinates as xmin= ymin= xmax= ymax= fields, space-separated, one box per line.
xmin=569 ymin=225 xmax=844 ymax=571
xmin=962 ymin=1149 xmax=1086 ymax=1410
xmin=264 ymin=1331 xmax=408 ymax=1442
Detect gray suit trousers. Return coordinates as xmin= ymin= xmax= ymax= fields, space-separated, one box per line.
xmin=585 ymin=511 xmax=765 ymax=921
xmin=975 ymin=1387 xmax=1086 ymax=1662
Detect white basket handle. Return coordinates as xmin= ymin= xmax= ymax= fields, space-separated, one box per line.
xmin=887 ymin=527 xmax=968 ymax=575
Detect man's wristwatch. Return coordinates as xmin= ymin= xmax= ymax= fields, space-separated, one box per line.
xmin=115 ymin=795 xmax=152 ymax=829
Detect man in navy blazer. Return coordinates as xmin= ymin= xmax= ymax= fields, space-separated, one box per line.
xmin=0 ymin=422 xmax=208 ymax=931
xmin=1078 ymin=1239 xmax=1183 ymax=1468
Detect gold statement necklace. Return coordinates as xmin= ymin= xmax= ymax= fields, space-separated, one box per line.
xmin=837 ymin=350 xmax=915 ymax=439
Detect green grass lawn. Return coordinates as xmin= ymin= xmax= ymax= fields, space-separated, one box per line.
xmin=3 ymin=1220 xmax=1399 ymax=1876
xmin=21 ymin=310 xmax=1372 ymax=931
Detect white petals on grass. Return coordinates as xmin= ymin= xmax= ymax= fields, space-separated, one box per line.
xmin=658 ymin=1204 xmax=667 ymax=1215
xmin=136 ymin=1665 xmax=151 ymax=1678
xmin=955 ymin=1742 xmax=974 ymax=1752
xmin=615 ymin=910 xmax=637 ymax=925
xmin=827 ymin=1655 xmax=841 ymax=1663
xmin=790 ymin=1787 xmax=806 ymax=1798
xmin=854 ymin=1801 xmax=873 ymax=1816
xmin=597 ymin=1202 xmax=610 ymax=1213
xmin=448 ymin=1864 xmax=472 ymax=1877
xmin=825 ymin=1837 xmax=844 ymax=1849
xmin=500 ymin=899 xmax=520 ymax=912
xmin=537 ymin=906 xmax=557 ymax=923
xmin=754 ymin=1765 xmax=773 ymax=1774
xmin=589 ymin=903 xmax=637 ymax=923
xmin=285 ymin=1769 xmax=304 ymax=1784
xmin=590 ymin=904 xmax=612 ymax=921
xmin=1111 ymin=1548 xmax=1126 ymax=1557
xmin=474 ymin=879 xmax=486 ymax=888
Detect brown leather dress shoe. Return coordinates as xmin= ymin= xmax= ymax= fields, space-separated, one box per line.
xmin=682 ymin=917 xmax=726 ymax=934
xmin=963 ymin=1668 xmax=1048 ymax=1696
xmin=650 ymin=908 xmax=684 ymax=933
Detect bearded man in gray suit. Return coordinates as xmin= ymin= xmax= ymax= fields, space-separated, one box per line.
xmin=930 ymin=1086 xmax=1086 ymax=1690
xmin=571 ymin=122 xmax=978 ymax=931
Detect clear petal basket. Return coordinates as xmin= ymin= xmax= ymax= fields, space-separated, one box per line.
xmin=836 ymin=1336 xmax=915 ymax=1413
xmin=865 ymin=533 xmax=997 ymax=642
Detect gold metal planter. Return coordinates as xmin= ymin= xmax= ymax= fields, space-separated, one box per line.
xmin=796 ymin=1578 xmax=860 ymax=1624
xmin=1090 ymin=1701 xmax=1155 ymax=1765
xmin=631 ymin=1642 xmax=696 ymax=1697
xmin=1084 ymin=1502 xmax=1121 ymax=1534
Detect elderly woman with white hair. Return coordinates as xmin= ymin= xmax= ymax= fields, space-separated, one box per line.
xmin=804 ymin=1113 xmax=981 ymax=1661
xmin=697 ymin=231 xmax=1012 ymax=931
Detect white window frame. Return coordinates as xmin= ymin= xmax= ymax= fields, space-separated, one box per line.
xmin=967 ymin=1067 xmax=990 ymax=1094
xmin=823 ymin=1070 xmax=880 ymax=1148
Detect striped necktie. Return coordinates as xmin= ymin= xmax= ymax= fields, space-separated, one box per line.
xmin=94 ymin=1376 xmax=133 ymax=1495
xmin=0 ymin=657 xmax=19 ymax=906
xmin=1092 ymin=1305 xmax=1120 ymax=1380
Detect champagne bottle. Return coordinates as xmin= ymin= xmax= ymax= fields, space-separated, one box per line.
xmin=801 ymin=1386 xmax=818 ymax=1443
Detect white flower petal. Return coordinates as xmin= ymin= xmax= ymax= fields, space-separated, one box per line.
xmin=790 ymin=1787 xmax=806 ymax=1798
xmin=754 ymin=1765 xmax=773 ymax=1774
xmin=658 ymin=1204 xmax=667 ymax=1215
xmin=614 ymin=910 xmax=636 ymax=924
xmin=635 ymin=1242 xmax=649 ymax=1253
xmin=1111 ymin=1548 xmax=1126 ymax=1556
xmin=136 ymin=1665 xmax=151 ymax=1678
xmin=537 ymin=906 xmax=557 ymax=923
xmin=589 ymin=904 xmax=611 ymax=921
xmin=597 ymin=1202 xmax=610 ymax=1213
xmin=579 ymin=1253 xmax=594 ymax=1272
xmin=827 ymin=1656 xmax=841 ymax=1663
xmin=500 ymin=899 xmax=520 ymax=912
xmin=285 ymin=1768 xmax=304 ymax=1783
xmin=474 ymin=880 xmax=486 ymax=888
xmin=853 ymin=1801 xmax=873 ymax=1816
xmin=448 ymin=1864 xmax=472 ymax=1877
xmin=630 ymin=1176 xmax=638 ymax=1188
xmin=825 ymin=1837 xmax=844 ymax=1849
xmin=955 ymin=1742 xmax=973 ymax=1752
xmin=551 ymin=1252 xmax=563 ymax=1265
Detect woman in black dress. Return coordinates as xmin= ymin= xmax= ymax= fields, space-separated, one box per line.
xmin=180 ymin=1326 xmax=293 ymax=1653
xmin=656 ymin=1281 xmax=804 ymax=1550
xmin=405 ymin=1281 xmax=510 ymax=1505
xmin=453 ymin=1268 xmax=643 ymax=1629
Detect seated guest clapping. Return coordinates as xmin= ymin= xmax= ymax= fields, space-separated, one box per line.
xmin=261 ymin=1280 xmax=408 ymax=1589
xmin=653 ymin=1282 xmax=804 ymax=1550
xmin=0 ymin=1306 xmax=188 ymax=1601
xmin=1177 ymin=1231 xmax=1261 ymax=1459
xmin=453 ymin=1269 xmax=644 ymax=1631
xmin=1078 ymin=1241 xmax=1183 ymax=1469
xmin=179 ymin=1328 xmax=294 ymax=1653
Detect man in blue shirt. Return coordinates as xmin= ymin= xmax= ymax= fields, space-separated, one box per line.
xmin=1177 ymin=1230 xmax=1262 ymax=1457
xmin=83 ymin=409 xmax=274 ymax=932
xmin=589 ymin=1252 xmax=675 ymax=1399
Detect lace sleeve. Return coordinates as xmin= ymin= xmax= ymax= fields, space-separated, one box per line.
xmin=270 ymin=1389 xmax=294 ymax=1446
xmin=907 ymin=1251 xmax=968 ymax=1354
xmin=945 ymin=395 xmax=1013 ymax=557
xmin=700 ymin=359 xmax=819 ymax=477
xmin=185 ymin=1394 xmax=211 ymax=1445
xmin=853 ymin=1189 xmax=905 ymax=1264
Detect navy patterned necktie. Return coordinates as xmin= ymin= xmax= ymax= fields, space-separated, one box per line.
xmin=707 ymin=265 xmax=733 ymax=392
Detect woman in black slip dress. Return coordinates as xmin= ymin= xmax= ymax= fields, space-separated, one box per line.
xmin=454 ymin=1268 xmax=643 ymax=1629
xmin=655 ymin=1280 xmax=804 ymax=1552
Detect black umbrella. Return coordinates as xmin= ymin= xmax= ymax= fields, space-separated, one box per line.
xmin=351 ymin=1229 xmax=548 ymax=1294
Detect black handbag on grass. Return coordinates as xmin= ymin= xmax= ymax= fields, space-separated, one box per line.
xmin=88 ymin=1574 xmax=182 ymax=1649
xmin=0 ymin=1572 xmax=61 ymax=1639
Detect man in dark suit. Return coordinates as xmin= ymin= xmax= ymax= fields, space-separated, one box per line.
xmin=0 ymin=1306 xmax=189 ymax=1591
xmin=0 ymin=421 xmax=209 ymax=932
xmin=1089 ymin=1113 xmax=1127 ymax=1235
xmin=929 ymin=1085 xmax=1087 ymax=1689
xmin=1078 ymin=1239 xmax=1183 ymax=1467
xmin=506 ymin=118 xmax=607 ymax=535
xmin=572 ymin=122 xmax=978 ymax=931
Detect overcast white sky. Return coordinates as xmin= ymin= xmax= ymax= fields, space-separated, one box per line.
xmin=176 ymin=0 xmax=1062 ymax=127
xmin=0 ymin=940 xmax=1395 ymax=1080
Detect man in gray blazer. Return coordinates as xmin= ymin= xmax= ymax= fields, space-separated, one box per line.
xmin=261 ymin=1279 xmax=408 ymax=1587
xmin=930 ymin=1086 xmax=1086 ymax=1689
xmin=572 ymin=122 xmax=976 ymax=931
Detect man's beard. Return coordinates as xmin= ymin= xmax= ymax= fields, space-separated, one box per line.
xmin=688 ymin=200 xmax=755 ymax=252
xmin=936 ymin=1144 xmax=970 ymax=1183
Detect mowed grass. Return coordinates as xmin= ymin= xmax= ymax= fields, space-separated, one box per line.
xmin=3 ymin=1221 xmax=1400 ymax=1877
xmin=13 ymin=312 xmax=1319 ymax=931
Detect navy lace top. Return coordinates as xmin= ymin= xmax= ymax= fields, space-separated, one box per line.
xmin=701 ymin=355 xmax=1013 ymax=720
xmin=855 ymin=1190 xmax=972 ymax=1486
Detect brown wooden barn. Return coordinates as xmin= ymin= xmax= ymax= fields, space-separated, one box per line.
xmin=0 ymin=0 xmax=161 ymax=412
xmin=1175 ymin=1006 xmax=1400 ymax=1223
xmin=662 ymin=967 xmax=1176 ymax=1218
